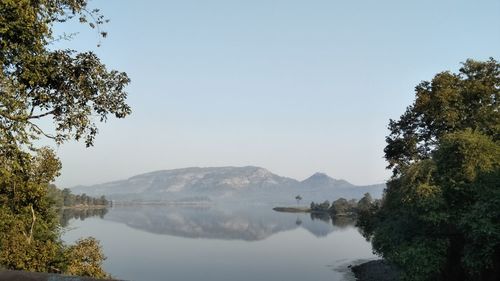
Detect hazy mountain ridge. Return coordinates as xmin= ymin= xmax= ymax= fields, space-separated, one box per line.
xmin=301 ymin=172 xmax=353 ymax=188
xmin=71 ymin=166 xmax=385 ymax=202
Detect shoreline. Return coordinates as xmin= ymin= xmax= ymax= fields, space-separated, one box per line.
xmin=272 ymin=206 xmax=311 ymax=213
xmin=272 ymin=206 xmax=355 ymax=217
xmin=0 ymin=269 xmax=120 ymax=281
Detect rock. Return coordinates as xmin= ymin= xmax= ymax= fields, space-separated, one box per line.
xmin=351 ymin=260 xmax=400 ymax=281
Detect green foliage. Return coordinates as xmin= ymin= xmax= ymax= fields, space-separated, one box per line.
xmin=357 ymin=193 xmax=373 ymax=212
xmin=331 ymin=198 xmax=361 ymax=216
xmin=0 ymin=0 xmax=130 ymax=278
xmin=48 ymin=185 xmax=109 ymax=208
xmin=0 ymin=224 xmax=62 ymax=272
xmin=309 ymin=195 xmax=377 ymax=217
xmin=384 ymin=58 xmax=499 ymax=176
xmin=0 ymin=148 xmax=64 ymax=272
xmin=361 ymin=59 xmax=500 ymax=281
xmin=310 ymin=200 xmax=331 ymax=212
xmin=64 ymin=238 xmax=109 ymax=279
xmin=355 ymin=198 xmax=381 ymax=240
xmin=0 ymin=0 xmax=131 ymax=148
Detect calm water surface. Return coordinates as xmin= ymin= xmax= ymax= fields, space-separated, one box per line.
xmin=62 ymin=205 xmax=376 ymax=281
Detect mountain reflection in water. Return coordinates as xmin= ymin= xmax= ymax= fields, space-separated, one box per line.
xmin=62 ymin=204 xmax=376 ymax=281
xmin=66 ymin=205 xmax=356 ymax=241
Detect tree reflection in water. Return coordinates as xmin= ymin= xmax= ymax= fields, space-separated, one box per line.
xmin=309 ymin=212 xmax=356 ymax=228
xmin=60 ymin=208 xmax=108 ymax=227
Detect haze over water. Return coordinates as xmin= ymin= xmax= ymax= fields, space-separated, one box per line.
xmin=63 ymin=205 xmax=375 ymax=281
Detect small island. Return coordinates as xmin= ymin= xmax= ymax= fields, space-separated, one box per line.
xmin=274 ymin=193 xmax=376 ymax=218
xmin=274 ymin=193 xmax=400 ymax=281
xmin=272 ymin=206 xmax=310 ymax=213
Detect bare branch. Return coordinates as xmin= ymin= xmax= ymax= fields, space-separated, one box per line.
xmin=28 ymin=205 xmax=36 ymax=244
xmin=28 ymin=110 xmax=56 ymax=119
xmin=0 ymin=109 xmax=56 ymax=121
xmin=28 ymin=121 xmax=57 ymax=140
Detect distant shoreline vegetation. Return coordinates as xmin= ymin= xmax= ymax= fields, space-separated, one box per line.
xmin=273 ymin=192 xmax=377 ymax=218
xmin=47 ymin=185 xmax=110 ymax=209
xmin=47 ymin=185 xmax=111 ymax=228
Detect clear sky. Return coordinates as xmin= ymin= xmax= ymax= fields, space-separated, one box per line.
xmin=49 ymin=0 xmax=500 ymax=187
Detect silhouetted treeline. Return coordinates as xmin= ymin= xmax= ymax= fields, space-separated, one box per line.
xmin=47 ymin=184 xmax=109 ymax=208
xmin=309 ymin=193 xmax=379 ymax=216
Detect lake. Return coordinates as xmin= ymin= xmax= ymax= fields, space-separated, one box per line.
xmin=62 ymin=205 xmax=376 ymax=281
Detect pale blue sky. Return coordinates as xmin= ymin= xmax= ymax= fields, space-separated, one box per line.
xmin=49 ymin=0 xmax=500 ymax=187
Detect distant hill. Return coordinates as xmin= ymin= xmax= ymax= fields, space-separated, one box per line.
xmin=301 ymin=172 xmax=353 ymax=189
xmin=71 ymin=166 xmax=386 ymax=203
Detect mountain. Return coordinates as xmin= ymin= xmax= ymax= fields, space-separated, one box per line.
xmin=71 ymin=166 xmax=385 ymax=202
xmin=301 ymin=172 xmax=353 ymax=189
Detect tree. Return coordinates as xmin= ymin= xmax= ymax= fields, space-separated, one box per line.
xmin=357 ymin=193 xmax=373 ymax=212
xmin=0 ymin=0 xmax=130 ymax=277
xmin=330 ymin=198 xmax=350 ymax=215
xmin=310 ymin=202 xmax=316 ymax=210
xmin=46 ymin=185 xmax=108 ymax=208
xmin=309 ymin=200 xmax=331 ymax=212
xmin=359 ymin=59 xmax=500 ymax=281
xmin=0 ymin=0 xmax=131 ymax=148
xmin=384 ymin=58 xmax=498 ymax=176
xmin=295 ymin=195 xmax=302 ymax=205
xmin=64 ymin=238 xmax=109 ymax=279
xmin=62 ymin=189 xmax=74 ymax=206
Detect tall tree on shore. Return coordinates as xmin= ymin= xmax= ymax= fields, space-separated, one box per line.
xmin=0 ymin=0 xmax=131 ymax=277
xmin=384 ymin=58 xmax=498 ymax=176
xmin=359 ymin=59 xmax=500 ymax=281
xmin=0 ymin=0 xmax=131 ymax=148
xmin=295 ymin=195 xmax=302 ymax=205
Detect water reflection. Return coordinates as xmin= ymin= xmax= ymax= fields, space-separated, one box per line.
xmin=310 ymin=211 xmax=331 ymax=222
xmin=62 ymin=205 xmax=374 ymax=281
xmin=67 ymin=205 xmax=356 ymax=241
xmin=331 ymin=216 xmax=357 ymax=228
xmin=60 ymin=208 xmax=108 ymax=227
